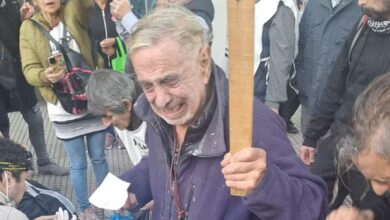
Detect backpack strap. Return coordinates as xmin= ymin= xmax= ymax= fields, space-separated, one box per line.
xmin=348 ymin=15 xmax=369 ymax=65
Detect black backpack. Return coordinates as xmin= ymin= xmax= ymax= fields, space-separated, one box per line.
xmin=17 ymin=180 xmax=76 ymax=219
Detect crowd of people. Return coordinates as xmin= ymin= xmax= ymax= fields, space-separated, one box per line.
xmin=1 ymin=0 xmax=390 ymax=219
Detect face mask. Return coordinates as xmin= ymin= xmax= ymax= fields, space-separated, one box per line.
xmin=0 ymin=172 xmax=13 ymax=206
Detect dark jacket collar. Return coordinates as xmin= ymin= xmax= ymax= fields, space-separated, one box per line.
xmin=134 ymin=62 xmax=228 ymax=158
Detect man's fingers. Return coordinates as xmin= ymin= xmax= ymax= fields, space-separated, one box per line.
xmin=220 ymin=152 xmax=231 ymax=167
xmin=224 ymin=170 xmax=263 ymax=181
xmin=308 ymin=149 xmax=315 ymax=163
xmin=231 ymin=148 xmax=266 ymax=162
xmin=300 ymin=146 xmax=315 ymax=166
xmin=225 ymin=179 xmax=258 ymax=191
xmin=222 ymin=160 xmax=264 ymax=175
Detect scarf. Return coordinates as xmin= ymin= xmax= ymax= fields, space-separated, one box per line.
xmin=367 ymin=19 xmax=390 ymax=34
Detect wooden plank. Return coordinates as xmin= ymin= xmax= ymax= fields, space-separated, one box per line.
xmin=227 ymin=0 xmax=255 ymax=196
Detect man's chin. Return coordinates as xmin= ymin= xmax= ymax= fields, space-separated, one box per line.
xmin=364 ymin=8 xmax=390 ymax=21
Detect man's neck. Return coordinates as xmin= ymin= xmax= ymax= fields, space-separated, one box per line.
xmin=174 ymin=125 xmax=188 ymax=147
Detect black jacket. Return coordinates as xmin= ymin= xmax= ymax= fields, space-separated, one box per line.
xmin=303 ymin=18 xmax=390 ymax=147
xmin=88 ymin=0 xmax=119 ymax=68
xmin=0 ymin=0 xmax=37 ymax=111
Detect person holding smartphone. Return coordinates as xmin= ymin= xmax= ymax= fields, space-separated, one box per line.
xmin=19 ymin=0 xmax=108 ymax=219
xmin=0 ymin=0 xmax=68 ymax=176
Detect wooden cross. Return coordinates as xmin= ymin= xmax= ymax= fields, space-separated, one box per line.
xmin=227 ymin=0 xmax=255 ymax=196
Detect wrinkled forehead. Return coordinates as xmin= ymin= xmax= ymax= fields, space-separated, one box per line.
xmin=132 ymin=39 xmax=199 ymax=78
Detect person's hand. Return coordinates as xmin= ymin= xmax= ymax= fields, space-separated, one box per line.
xmin=102 ymin=46 xmax=115 ymax=57
xmin=300 ymin=145 xmax=315 ymax=166
xmin=221 ymin=148 xmax=267 ymax=193
xmin=45 ymin=66 xmax=66 ymax=84
xmin=110 ymin=0 xmax=132 ymax=20
xmin=326 ymin=207 xmax=374 ymax=220
xmin=121 ymin=192 xmax=138 ymax=211
xmin=100 ymin=38 xmax=116 ymax=48
xmin=100 ymin=38 xmax=116 ymax=57
xmin=20 ymin=1 xmax=35 ymax=20
xmin=55 ymin=207 xmax=77 ymax=220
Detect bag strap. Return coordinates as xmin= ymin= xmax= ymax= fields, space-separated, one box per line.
xmin=115 ymin=37 xmax=126 ymax=57
xmin=29 ymin=19 xmax=65 ymax=53
xmin=30 ymin=19 xmax=98 ymax=69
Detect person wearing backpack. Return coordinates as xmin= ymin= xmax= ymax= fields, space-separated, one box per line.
xmin=299 ymin=0 xmax=390 ymax=218
xmin=19 ymin=0 xmax=108 ymax=219
xmin=0 ymin=0 xmax=68 ymax=176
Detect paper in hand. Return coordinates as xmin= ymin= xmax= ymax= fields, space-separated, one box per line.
xmin=89 ymin=173 xmax=131 ymax=210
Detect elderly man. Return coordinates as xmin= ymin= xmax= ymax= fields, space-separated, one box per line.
xmin=90 ymin=6 xmax=328 ymax=219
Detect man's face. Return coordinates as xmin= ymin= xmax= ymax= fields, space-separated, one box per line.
xmin=4 ymin=171 xmax=29 ymax=204
xmin=358 ymin=0 xmax=390 ymax=20
xmin=355 ymin=150 xmax=390 ymax=196
xmin=132 ymin=40 xmax=211 ymax=127
xmin=102 ymin=100 xmax=132 ymax=130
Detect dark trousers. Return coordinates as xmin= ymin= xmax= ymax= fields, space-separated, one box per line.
xmin=279 ymin=83 xmax=300 ymax=123
xmin=0 ymin=86 xmax=50 ymax=166
xmin=313 ymin=133 xmax=390 ymax=220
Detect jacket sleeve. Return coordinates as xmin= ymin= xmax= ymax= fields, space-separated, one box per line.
xmin=120 ymin=156 xmax=153 ymax=210
xmin=294 ymin=1 xmax=309 ymax=90
xmin=244 ymin=101 xmax=328 ymax=219
xmin=19 ymin=22 xmax=51 ymax=87
xmin=302 ymin=30 xmax=355 ymax=147
xmin=265 ymin=6 xmax=296 ymax=108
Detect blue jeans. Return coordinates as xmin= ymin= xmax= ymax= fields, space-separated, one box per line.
xmin=62 ymin=130 xmax=108 ymax=211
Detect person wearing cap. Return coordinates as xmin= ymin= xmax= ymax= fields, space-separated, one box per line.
xmin=0 ymin=138 xmax=75 ymax=220
xmin=0 ymin=138 xmax=31 ymax=220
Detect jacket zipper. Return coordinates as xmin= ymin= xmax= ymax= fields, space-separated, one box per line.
xmin=184 ymin=185 xmax=195 ymax=220
xmin=101 ymin=9 xmax=111 ymax=68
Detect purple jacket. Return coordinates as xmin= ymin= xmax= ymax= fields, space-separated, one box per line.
xmin=121 ymin=64 xmax=328 ymax=220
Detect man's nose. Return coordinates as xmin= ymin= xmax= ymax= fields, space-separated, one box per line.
xmin=153 ymin=86 xmax=171 ymax=108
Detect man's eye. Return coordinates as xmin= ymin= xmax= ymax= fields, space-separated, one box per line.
xmin=141 ymin=83 xmax=154 ymax=92
xmin=163 ymin=77 xmax=180 ymax=87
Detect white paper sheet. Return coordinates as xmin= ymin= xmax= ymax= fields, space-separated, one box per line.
xmin=89 ymin=173 xmax=131 ymax=210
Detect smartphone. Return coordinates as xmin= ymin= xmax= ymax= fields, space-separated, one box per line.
xmin=48 ymin=53 xmax=65 ymax=69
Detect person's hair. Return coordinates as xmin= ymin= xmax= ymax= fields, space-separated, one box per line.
xmin=0 ymin=138 xmax=29 ymax=182
xmin=127 ymin=5 xmax=208 ymax=57
xmin=338 ymin=72 xmax=390 ymax=174
xmin=86 ymin=69 xmax=140 ymax=115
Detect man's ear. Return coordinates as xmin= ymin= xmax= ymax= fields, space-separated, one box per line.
xmin=199 ymin=46 xmax=212 ymax=84
xmin=1 ymin=171 xmax=11 ymax=185
xmin=122 ymin=99 xmax=132 ymax=112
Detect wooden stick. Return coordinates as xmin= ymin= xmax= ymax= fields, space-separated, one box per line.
xmin=227 ymin=0 xmax=255 ymax=196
